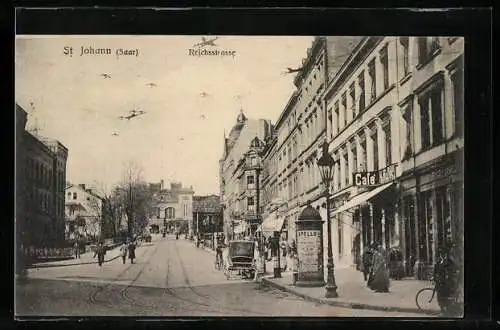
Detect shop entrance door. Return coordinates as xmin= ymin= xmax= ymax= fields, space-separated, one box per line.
xmin=403 ymin=195 xmax=417 ymax=276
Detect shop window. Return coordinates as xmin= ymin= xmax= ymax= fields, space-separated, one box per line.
xmin=403 ymin=195 xmax=417 ymax=275
xmin=436 ymin=186 xmax=452 ymax=249
xmin=419 ymin=191 xmax=435 ymax=265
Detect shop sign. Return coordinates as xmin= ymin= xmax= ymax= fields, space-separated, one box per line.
xmin=431 ymin=164 xmax=456 ymax=179
xmin=353 ymin=164 xmax=396 ymax=187
xmin=297 ymin=229 xmax=321 ymax=273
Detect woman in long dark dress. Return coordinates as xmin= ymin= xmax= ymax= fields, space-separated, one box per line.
xmin=367 ymin=244 xmax=390 ymax=292
xmin=128 ymin=241 xmax=136 ymax=264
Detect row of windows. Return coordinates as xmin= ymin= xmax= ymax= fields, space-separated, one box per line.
xmin=27 ymin=188 xmax=64 ymax=217
xmin=331 ymin=118 xmax=392 ymax=191
xmin=328 ymin=43 xmax=390 ymax=140
xmin=400 ymin=66 xmax=463 ymax=159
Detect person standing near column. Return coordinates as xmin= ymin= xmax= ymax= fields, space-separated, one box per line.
xmin=120 ymin=241 xmax=128 ymax=264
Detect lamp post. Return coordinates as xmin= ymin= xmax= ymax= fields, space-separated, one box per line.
xmin=317 ymin=141 xmax=338 ymax=298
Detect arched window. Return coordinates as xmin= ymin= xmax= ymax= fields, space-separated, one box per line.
xmin=165 ymin=207 xmax=175 ymax=219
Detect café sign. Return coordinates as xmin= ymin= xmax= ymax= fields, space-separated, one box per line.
xmin=353 ymin=164 xmax=396 ymax=187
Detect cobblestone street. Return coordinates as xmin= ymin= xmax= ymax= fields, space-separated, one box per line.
xmin=16 ymin=236 xmax=424 ymax=317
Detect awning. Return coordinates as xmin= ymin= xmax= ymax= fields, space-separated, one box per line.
xmin=331 ymin=182 xmax=394 ymax=216
xmin=256 ymin=213 xmax=285 ymax=233
xmin=233 ymin=221 xmax=248 ymax=234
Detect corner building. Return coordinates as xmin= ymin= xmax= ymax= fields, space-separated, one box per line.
xmin=219 ymin=110 xmax=273 ymax=240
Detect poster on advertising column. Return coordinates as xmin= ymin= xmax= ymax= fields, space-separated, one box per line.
xmin=297 ymin=230 xmax=322 ymax=273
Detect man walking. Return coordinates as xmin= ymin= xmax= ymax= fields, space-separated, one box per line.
xmin=128 ymin=240 xmax=136 ymax=264
xmin=73 ymin=241 xmax=80 ymax=259
xmin=120 ymin=241 xmax=128 ymax=264
xmin=94 ymin=242 xmax=107 ymax=267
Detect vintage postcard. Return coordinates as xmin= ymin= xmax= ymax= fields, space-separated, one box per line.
xmin=15 ymin=34 xmax=464 ymax=318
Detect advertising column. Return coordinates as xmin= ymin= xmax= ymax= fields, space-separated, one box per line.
xmin=295 ymin=204 xmax=325 ymax=287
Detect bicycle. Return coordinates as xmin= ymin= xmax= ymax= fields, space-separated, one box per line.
xmin=415 ymin=284 xmax=438 ymax=313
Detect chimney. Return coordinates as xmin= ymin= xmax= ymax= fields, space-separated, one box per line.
xmin=79 ymin=184 xmax=86 ymax=190
xmin=160 ymin=179 xmax=164 ymax=190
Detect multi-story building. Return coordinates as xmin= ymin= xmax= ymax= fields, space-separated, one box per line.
xmin=260 ymin=37 xmax=363 ymax=272
xmin=322 ymin=36 xmax=464 ymax=279
xmin=16 ymin=103 xmax=68 ymax=248
xmin=149 ymin=181 xmax=194 ymax=234
xmin=219 ymin=110 xmax=273 ymax=240
xmin=192 ymin=195 xmax=223 ymax=237
xmin=65 ymin=184 xmax=103 ymax=241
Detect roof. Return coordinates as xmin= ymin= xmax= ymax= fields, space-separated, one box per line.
xmin=298 ymin=204 xmax=322 ymax=221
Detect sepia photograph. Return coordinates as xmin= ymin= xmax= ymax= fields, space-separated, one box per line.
xmin=15 ymin=34 xmax=464 ymax=318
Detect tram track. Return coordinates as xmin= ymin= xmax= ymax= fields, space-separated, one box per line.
xmin=171 ymin=239 xmax=271 ymax=316
xmin=87 ymin=242 xmax=153 ymax=307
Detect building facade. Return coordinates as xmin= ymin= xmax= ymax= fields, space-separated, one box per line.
xmin=322 ymin=36 xmax=464 ymax=279
xmin=16 ymin=103 xmax=68 ymax=248
xmin=65 ymin=184 xmax=103 ymax=241
xmin=219 ymin=110 xmax=273 ymax=240
xmin=192 ymin=195 xmax=223 ymax=237
xmin=149 ymin=181 xmax=194 ymax=234
xmin=260 ymin=37 xmax=364 ymax=272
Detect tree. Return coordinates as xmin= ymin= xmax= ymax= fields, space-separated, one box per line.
xmin=115 ymin=161 xmax=153 ymax=237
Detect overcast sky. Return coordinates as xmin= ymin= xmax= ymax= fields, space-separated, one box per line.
xmin=15 ymin=35 xmax=314 ymax=195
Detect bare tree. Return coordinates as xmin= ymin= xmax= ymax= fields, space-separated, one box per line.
xmin=115 ymin=161 xmax=152 ymax=237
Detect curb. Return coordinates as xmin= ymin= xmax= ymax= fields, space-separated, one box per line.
xmin=30 ymin=254 xmax=121 ymax=269
xmin=261 ymin=278 xmax=440 ymax=316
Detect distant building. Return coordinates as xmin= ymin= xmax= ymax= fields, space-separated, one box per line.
xmin=16 ymin=103 xmax=68 ymax=248
xmin=149 ymin=181 xmax=194 ymax=233
xmin=65 ymin=184 xmax=103 ymax=241
xmin=192 ymin=195 xmax=222 ymax=237
xmin=219 ymin=109 xmax=273 ymax=239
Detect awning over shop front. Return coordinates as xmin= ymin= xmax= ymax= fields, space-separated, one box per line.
xmin=256 ymin=213 xmax=285 ymax=234
xmin=233 ymin=221 xmax=248 ymax=234
xmin=331 ymin=182 xmax=394 ymax=216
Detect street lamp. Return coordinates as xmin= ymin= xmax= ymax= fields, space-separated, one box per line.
xmin=317 ymin=141 xmax=338 ymax=298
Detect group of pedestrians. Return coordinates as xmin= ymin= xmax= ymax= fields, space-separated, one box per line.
xmin=119 ymin=239 xmax=137 ymax=264
xmin=361 ymin=240 xmax=461 ymax=315
xmin=361 ymin=243 xmax=390 ymax=293
xmin=92 ymin=238 xmax=138 ymax=267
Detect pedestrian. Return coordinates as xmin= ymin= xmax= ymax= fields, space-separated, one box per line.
xmin=120 ymin=241 xmax=128 ymax=264
xmin=73 ymin=241 xmax=79 ymax=259
xmin=362 ymin=244 xmax=374 ymax=282
xmin=289 ymin=239 xmax=298 ymax=285
xmin=280 ymin=238 xmax=288 ymax=272
xmin=128 ymin=240 xmax=136 ymax=264
xmin=94 ymin=241 xmax=107 ymax=267
xmin=433 ymin=242 xmax=460 ymax=316
xmin=367 ymin=243 xmax=390 ymax=293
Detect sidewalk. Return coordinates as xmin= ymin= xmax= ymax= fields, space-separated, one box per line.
xmin=261 ymin=265 xmax=441 ymax=316
xmin=29 ymin=244 xmax=122 ymax=269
